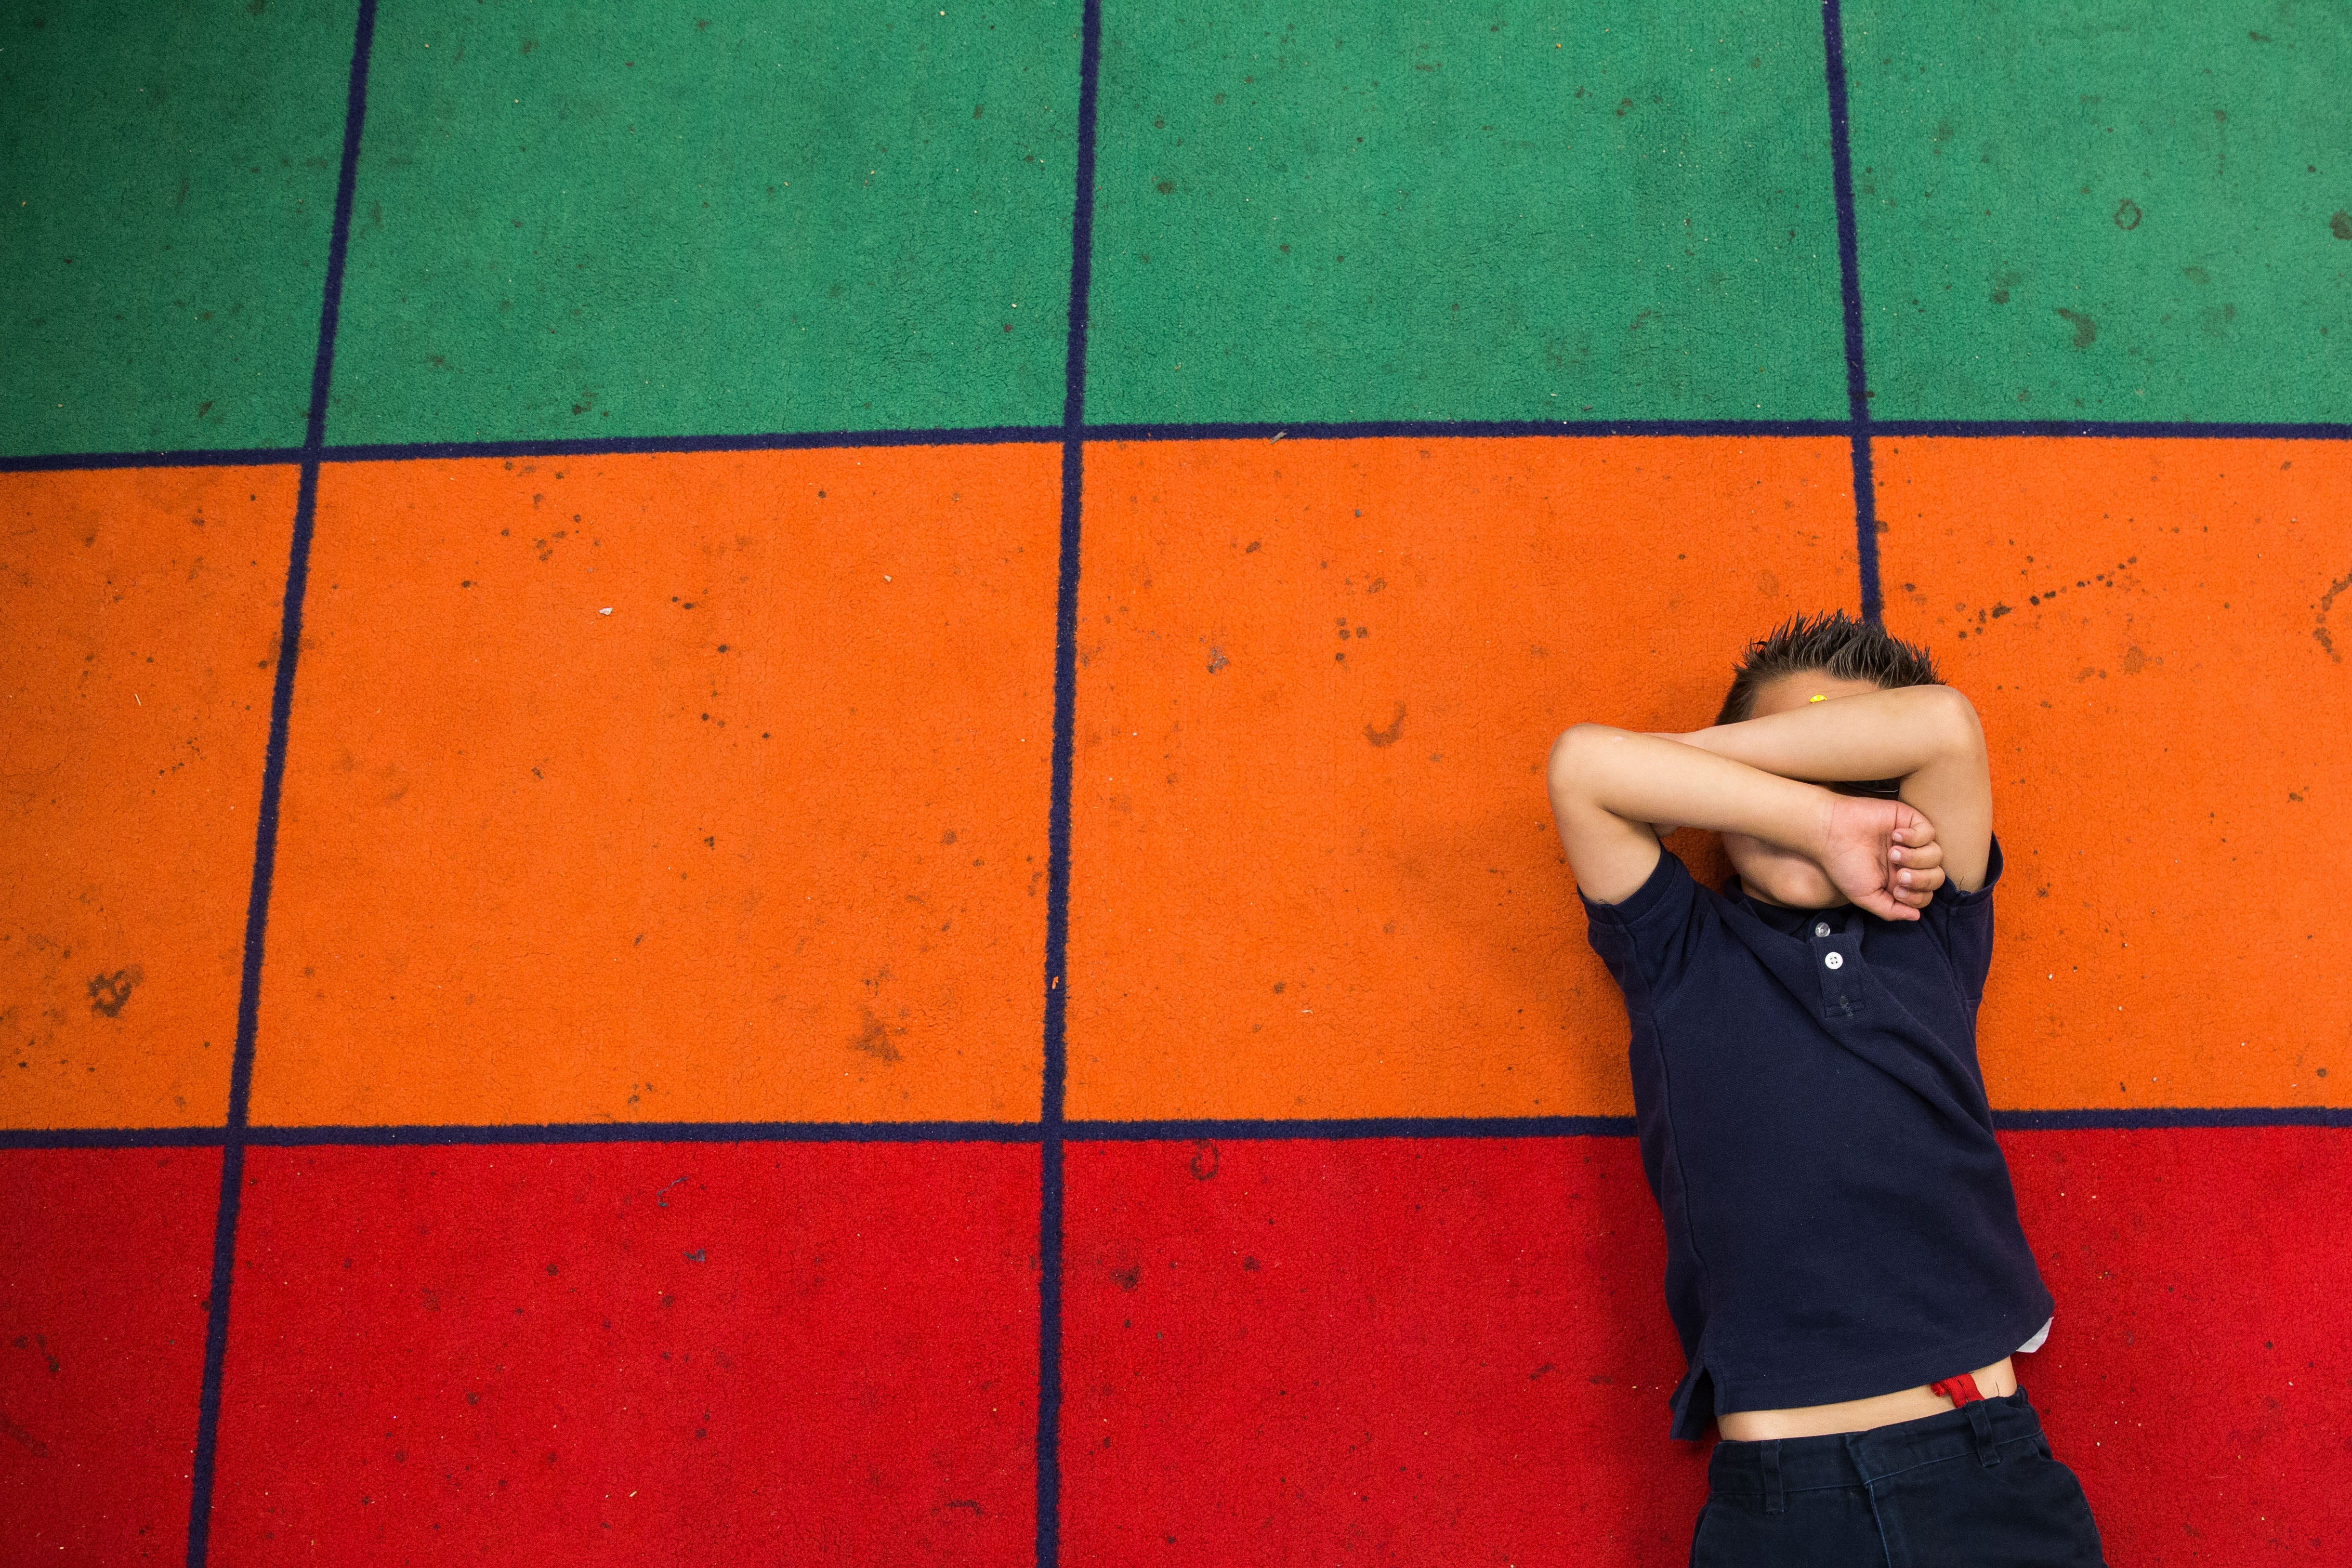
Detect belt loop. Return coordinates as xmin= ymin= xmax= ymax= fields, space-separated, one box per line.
xmin=1762 ymin=1439 xmax=1786 ymax=1514
xmin=1964 ymin=1400 xmax=2000 ymax=1468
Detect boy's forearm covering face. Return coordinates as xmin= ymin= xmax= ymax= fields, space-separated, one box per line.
xmin=1673 ymin=684 xmax=1975 ymax=786
xmin=1551 ymin=726 xmax=1834 ymax=857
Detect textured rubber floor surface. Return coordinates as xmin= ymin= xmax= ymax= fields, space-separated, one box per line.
xmin=3 ymin=3 xmax=2347 ymax=1564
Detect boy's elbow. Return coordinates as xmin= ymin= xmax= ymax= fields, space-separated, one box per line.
xmin=1930 ymin=686 xmax=1987 ymax=750
xmin=1546 ymin=723 xmax=1615 ymax=792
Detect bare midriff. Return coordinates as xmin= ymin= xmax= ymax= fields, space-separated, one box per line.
xmin=1715 ymin=1356 xmax=2019 ymax=1442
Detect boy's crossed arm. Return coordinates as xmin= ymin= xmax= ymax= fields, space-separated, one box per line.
xmin=1547 ymin=685 xmax=1992 ymax=918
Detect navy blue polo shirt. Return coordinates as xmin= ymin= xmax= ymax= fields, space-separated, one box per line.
xmin=1580 ymin=832 xmax=2053 ymax=1439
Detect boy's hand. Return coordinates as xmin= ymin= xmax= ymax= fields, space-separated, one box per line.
xmin=1817 ymin=796 xmax=1946 ymax=920
xmin=1884 ymin=818 xmax=1944 ymax=913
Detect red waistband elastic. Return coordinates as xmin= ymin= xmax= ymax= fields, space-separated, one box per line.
xmin=1928 ymin=1372 xmax=1987 ymax=1407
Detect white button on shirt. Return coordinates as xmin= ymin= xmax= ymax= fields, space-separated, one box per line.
xmin=1824 ymin=952 xmax=1845 ymax=969
xmin=1814 ymin=921 xmax=1832 ymax=937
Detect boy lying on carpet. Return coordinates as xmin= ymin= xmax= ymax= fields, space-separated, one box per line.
xmin=1544 ymin=611 xmax=2107 ymax=1565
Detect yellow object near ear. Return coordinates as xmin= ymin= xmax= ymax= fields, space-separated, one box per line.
xmin=1809 ymin=693 xmax=1827 ymax=702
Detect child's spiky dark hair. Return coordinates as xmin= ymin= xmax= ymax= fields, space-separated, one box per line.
xmin=1713 ymin=610 xmax=1942 ymax=728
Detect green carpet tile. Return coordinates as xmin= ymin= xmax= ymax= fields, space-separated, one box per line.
xmin=1845 ymin=1 xmax=2351 ymax=422
xmin=1 ymin=0 xmax=351 ymax=455
xmin=3 ymin=2 xmax=2345 ymax=454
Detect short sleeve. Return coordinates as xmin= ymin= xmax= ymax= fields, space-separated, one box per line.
xmin=1924 ymin=829 xmax=2002 ymax=1006
xmin=1579 ymin=845 xmax=1704 ymax=1006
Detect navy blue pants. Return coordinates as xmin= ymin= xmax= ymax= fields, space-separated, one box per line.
xmin=1692 ymin=1391 xmax=2106 ymax=1566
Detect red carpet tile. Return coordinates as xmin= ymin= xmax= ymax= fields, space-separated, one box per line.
xmin=203 ymin=1141 xmax=1039 ymax=1565
xmin=2011 ymin=1127 xmax=2352 ymax=1564
xmin=0 ymin=1148 xmax=220 ymax=1561
xmin=7 ymin=1127 xmax=2349 ymax=1562
xmin=1062 ymin=1129 xmax=2352 ymax=1566
xmin=1062 ymin=1137 xmax=1714 ymax=1566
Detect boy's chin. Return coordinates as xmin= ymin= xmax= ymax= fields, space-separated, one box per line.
xmin=1729 ymin=855 xmax=1839 ymax=909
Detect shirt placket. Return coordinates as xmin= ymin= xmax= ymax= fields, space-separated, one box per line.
xmin=1810 ymin=913 xmax=1867 ymax=1019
